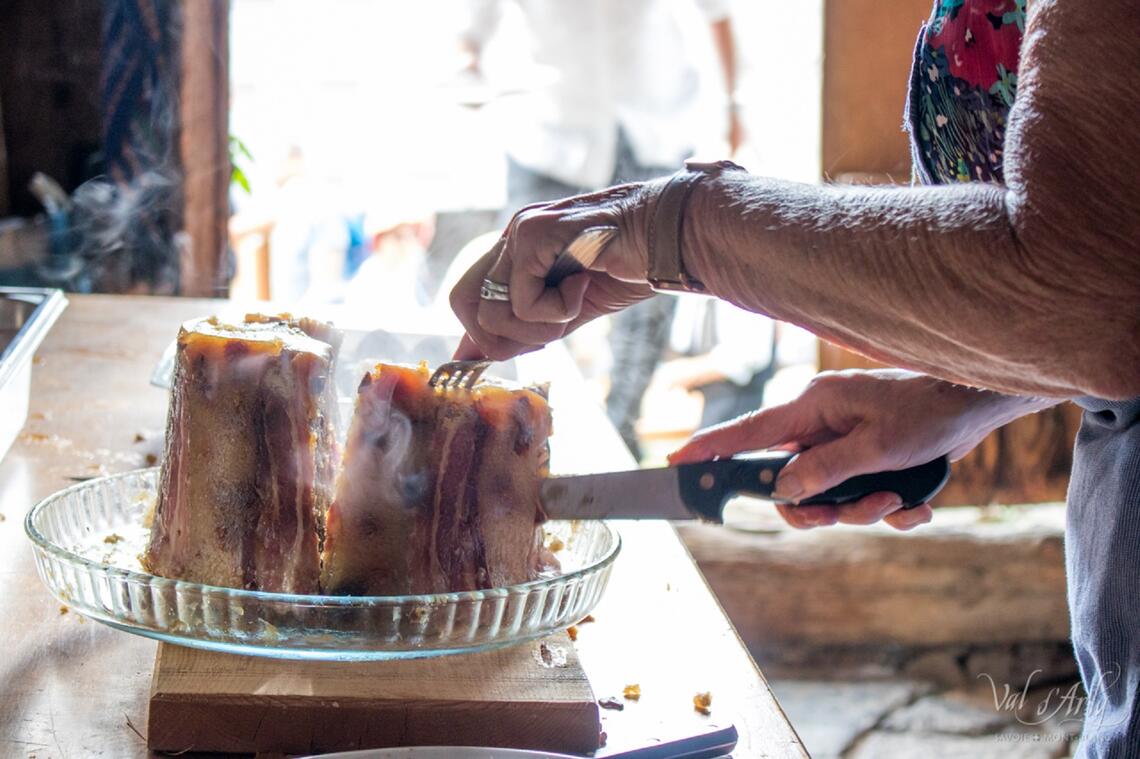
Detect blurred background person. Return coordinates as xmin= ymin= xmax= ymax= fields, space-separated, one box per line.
xmin=659 ymin=296 xmax=778 ymax=429
xmin=458 ymin=0 xmax=743 ymax=460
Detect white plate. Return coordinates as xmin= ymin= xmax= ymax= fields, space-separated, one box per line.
xmin=304 ymin=749 xmax=579 ymax=759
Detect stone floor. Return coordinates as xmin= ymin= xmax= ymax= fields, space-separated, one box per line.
xmin=769 ymin=678 xmax=1084 ymax=758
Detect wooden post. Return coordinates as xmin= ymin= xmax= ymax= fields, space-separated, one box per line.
xmin=0 ymin=84 xmax=9 ymax=217
xmin=822 ymin=0 xmax=931 ymax=182
xmin=178 ymin=0 xmax=230 ymax=296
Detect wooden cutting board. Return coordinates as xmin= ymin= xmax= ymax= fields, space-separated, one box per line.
xmin=148 ymin=637 xmax=600 ymax=755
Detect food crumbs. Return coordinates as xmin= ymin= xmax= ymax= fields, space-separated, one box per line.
xmin=145 ymin=453 xmax=158 ymax=466
xmin=535 ymin=642 xmax=569 ymax=668
xmin=548 ymin=536 xmax=565 ymax=552
xmin=578 ymin=614 xmax=595 ymax=624
xmin=598 ymin=697 xmax=624 ymax=711
xmin=103 ymin=533 xmax=124 ymax=545
xmin=623 ymin=684 xmax=641 ymax=701
xmin=133 ymin=433 xmax=145 ymax=443
xmin=0 ymin=513 xmax=6 ymax=522
xmin=59 ymin=605 xmax=68 ymax=615
xmin=693 ymin=691 xmax=712 ymax=715
xmin=567 ymin=626 xmax=578 ymax=641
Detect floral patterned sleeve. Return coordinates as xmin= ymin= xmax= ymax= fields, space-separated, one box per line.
xmin=906 ymin=0 xmax=1026 ymax=184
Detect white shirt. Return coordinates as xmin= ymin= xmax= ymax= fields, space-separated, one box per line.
xmin=463 ymin=0 xmax=731 ymax=188
xmin=669 ymin=294 xmax=775 ymax=386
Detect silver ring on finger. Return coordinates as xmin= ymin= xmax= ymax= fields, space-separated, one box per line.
xmin=480 ymin=278 xmax=511 ymax=301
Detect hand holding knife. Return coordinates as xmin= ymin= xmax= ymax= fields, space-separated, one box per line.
xmin=541 ymin=451 xmax=951 ymax=522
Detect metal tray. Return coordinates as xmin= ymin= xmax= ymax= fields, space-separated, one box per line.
xmin=0 ymin=287 xmax=68 ymax=462
xmin=26 ymin=468 xmax=619 ymax=661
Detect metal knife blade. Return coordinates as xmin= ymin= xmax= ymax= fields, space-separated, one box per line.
xmin=542 ymin=466 xmax=696 ymax=521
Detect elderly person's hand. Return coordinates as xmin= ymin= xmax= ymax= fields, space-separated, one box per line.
xmin=449 ymin=184 xmax=658 ymax=361
xmin=668 ymin=369 xmax=1055 ymax=531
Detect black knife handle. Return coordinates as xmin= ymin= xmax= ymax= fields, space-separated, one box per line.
xmin=676 ymin=451 xmax=951 ymax=523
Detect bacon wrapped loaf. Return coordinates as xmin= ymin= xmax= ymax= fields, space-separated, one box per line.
xmin=142 ymin=314 xmax=341 ymax=593
xmin=321 ymin=362 xmax=555 ymax=595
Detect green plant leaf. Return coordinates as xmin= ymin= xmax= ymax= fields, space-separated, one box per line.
xmin=232 ymin=165 xmax=251 ymax=195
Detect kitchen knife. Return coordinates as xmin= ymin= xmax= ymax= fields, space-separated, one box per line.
xmin=541 ymin=451 xmax=951 ymax=522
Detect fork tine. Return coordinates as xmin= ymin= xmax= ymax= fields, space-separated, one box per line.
xmin=429 ymin=362 xmax=460 ymax=387
xmin=428 ymin=363 xmax=451 ymax=387
xmin=461 ymin=361 xmax=490 ymax=389
xmin=429 ymin=359 xmax=491 ymax=390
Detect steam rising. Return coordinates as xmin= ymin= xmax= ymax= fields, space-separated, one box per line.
xmin=66 ymin=169 xmax=184 ymax=293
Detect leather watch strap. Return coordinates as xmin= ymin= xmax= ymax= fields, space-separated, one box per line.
xmin=647 ymin=159 xmax=745 ymax=294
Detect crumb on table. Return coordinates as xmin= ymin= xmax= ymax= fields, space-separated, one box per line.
xmin=536 ymin=641 xmax=568 ymax=668
xmin=623 ymin=683 xmax=641 ymax=701
xmin=577 ymin=614 xmax=595 ymax=624
xmin=59 ymin=605 xmax=69 ymax=615
xmin=567 ymin=626 xmax=578 ymax=641
xmin=103 ymin=533 xmax=124 ymax=545
xmin=693 ymin=691 xmax=712 ymax=715
xmin=548 ymin=536 xmax=565 ymax=552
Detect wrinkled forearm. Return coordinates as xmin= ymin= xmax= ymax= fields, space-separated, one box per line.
xmin=679 ymin=0 xmax=1140 ymax=401
xmin=956 ymin=384 xmax=1062 ymax=434
xmin=682 ymin=175 xmax=1138 ymax=398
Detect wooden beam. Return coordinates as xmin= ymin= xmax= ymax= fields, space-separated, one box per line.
xmin=178 ymin=0 xmax=230 ymax=296
xmin=679 ymin=509 xmax=1069 ymax=651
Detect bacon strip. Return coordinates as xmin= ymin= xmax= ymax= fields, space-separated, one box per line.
xmin=321 ymin=363 xmax=554 ymax=595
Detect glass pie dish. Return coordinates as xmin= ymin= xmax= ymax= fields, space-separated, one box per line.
xmin=26 ymin=468 xmax=619 ymax=661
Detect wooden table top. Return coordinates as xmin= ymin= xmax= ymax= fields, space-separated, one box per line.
xmin=0 ymin=294 xmax=805 ymax=758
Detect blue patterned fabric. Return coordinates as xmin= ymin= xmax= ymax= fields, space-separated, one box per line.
xmin=101 ymin=0 xmax=177 ymax=184
xmin=97 ymin=0 xmax=181 ymax=292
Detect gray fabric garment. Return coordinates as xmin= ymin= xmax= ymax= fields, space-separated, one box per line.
xmin=1068 ymin=395 xmax=1140 ymax=758
xmin=695 ymin=360 xmax=775 ymax=429
xmin=605 ymin=295 xmax=678 ymax=459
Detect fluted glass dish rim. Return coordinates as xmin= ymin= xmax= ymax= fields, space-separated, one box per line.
xmin=25 ymin=468 xmax=620 ymax=660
